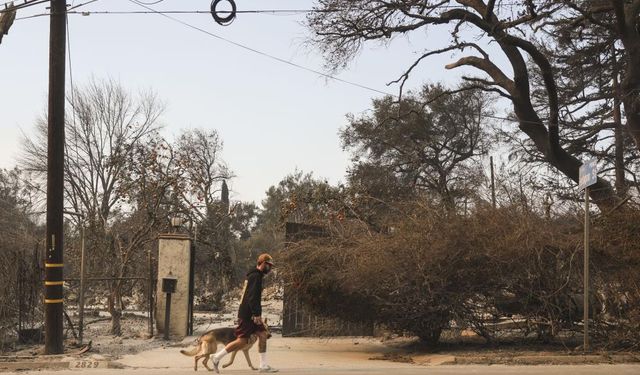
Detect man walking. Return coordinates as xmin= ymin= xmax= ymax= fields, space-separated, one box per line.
xmin=212 ymin=253 xmax=278 ymax=373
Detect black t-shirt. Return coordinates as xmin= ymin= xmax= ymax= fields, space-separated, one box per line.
xmin=238 ymin=268 xmax=264 ymax=320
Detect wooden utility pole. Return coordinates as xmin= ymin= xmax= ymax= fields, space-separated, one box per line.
xmin=44 ymin=0 xmax=67 ymax=355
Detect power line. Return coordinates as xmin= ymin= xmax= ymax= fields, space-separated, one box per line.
xmin=69 ymin=9 xmax=317 ymax=15
xmin=66 ymin=9 xmax=77 ymax=130
xmin=11 ymin=0 xmax=627 ymax=116
xmin=4 ymin=0 xmax=97 ymax=18
xmin=1 ymin=0 xmax=40 ymax=9
xmin=1 ymin=0 xmax=48 ymax=13
xmin=120 ymin=0 xmax=395 ymax=97
xmin=3 ymin=0 xmax=543 ymax=12
xmin=69 ymin=0 xmax=100 ymax=11
xmin=135 ymin=0 xmax=164 ymax=4
xmin=9 ymin=1 xmax=547 ymax=17
xmin=13 ymin=0 xmax=99 ymax=21
xmin=15 ymin=8 xmax=336 ymax=20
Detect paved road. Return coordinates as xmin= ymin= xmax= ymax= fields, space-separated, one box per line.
xmin=9 ymin=364 xmax=640 ymax=375
xmin=4 ymin=336 xmax=639 ymax=375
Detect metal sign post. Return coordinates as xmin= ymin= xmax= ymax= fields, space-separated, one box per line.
xmin=583 ymin=185 xmax=590 ymax=352
xmin=78 ymin=225 xmax=86 ymax=344
xmin=578 ymin=159 xmax=597 ymax=352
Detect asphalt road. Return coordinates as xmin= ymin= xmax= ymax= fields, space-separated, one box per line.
xmin=4 ymin=335 xmax=639 ymax=375
xmin=8 ymin=364 xmax=640 ymax=375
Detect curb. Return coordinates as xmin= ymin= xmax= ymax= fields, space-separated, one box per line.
xmin=452 ymin=354 xmax=640 ymax=365
xmin=0 ymin=361 xmax=70 ymax=371
xmin=0 ymin=360 xmax=119 ymax=372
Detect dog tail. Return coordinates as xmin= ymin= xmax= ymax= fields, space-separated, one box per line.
xmin=180 ymin=346 xmax=199 ymax=357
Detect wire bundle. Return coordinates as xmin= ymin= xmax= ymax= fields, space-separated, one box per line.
xmin=210 ymin=0 xmax=235 ymax=26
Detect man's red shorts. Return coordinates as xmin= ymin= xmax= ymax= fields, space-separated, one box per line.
xmin=235 ymin=318 xmax=266 ymax=338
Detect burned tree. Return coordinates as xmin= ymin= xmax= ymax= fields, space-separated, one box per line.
xmin=20 ymin=78 xmax=164 ymax=335
xmin=307 ymin=0 xmax=640 ymax=209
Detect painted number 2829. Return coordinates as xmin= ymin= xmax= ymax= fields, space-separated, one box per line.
xmin=70 ymin=360 xmax=103 ymax=369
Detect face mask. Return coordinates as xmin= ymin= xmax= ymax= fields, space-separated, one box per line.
xmin=263 ymin=264 xmax=272 ymax=274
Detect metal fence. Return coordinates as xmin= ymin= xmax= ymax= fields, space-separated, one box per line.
xmin=282 ymin=222 xmax=373 ymax=337
xmin=9 ymin=237 xmax=197 ymax=347
xmin=15 ymin=244 xmax=44 ymax=345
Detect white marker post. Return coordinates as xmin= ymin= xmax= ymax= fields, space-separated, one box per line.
xmin=578 ymin=159 xmax=597 ymax=352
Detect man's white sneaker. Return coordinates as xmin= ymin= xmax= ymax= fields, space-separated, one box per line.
xmin=212 ymin=358 xmax=220 ymax=374
xmin=259 ymin=365 xmax=279 ymax=373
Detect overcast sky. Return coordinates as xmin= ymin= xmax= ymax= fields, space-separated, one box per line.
xmin=1 ymin=0 xmax=482 ymax=206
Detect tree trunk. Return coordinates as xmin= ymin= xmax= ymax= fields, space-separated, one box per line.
xmin=612 ymin=45 xmax=627 ymax=197
xmin=613 ymin=0 xmax=640 ymax=149
xmin=512 ymin=99 xmax=619 ymax=210
xmin=108 ymin=290 xmax=122 ymax=336
xmin=614 ymin=106 xmax=627 ymax=197
xmin=417 ymin=326 xmax=443 ymax=347
xmin=494 ymin=36 xmax=620 ymax=211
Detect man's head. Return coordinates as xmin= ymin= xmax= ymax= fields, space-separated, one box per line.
xmin=257 ymin=253 xmax=274 ymax=275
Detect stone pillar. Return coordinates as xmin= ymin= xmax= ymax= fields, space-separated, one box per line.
xmin=156 ymin=234 xmax=191 ymax=338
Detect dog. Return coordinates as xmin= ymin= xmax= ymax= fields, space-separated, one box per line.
xmin=180 ymin=318 xmax=271 ymax=371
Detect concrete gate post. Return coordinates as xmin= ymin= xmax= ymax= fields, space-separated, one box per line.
xmin=155 ymin=233 xmax=192 ymax=338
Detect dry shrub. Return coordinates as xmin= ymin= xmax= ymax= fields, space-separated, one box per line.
xmin=590 ymin=210 xmax=640 ymax=347
xmin=281 ymin=202 xmax=640 ymax=348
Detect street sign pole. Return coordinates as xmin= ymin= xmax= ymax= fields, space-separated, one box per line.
xmin=78 ymin=225 xmax=86 ymax=345
xmin=583 ymin=186 xmax=590 ymax=352
xmin=578 ymin=158 xmax=596 ymax=353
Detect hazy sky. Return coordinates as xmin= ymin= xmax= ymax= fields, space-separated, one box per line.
xmin=1 ymin=0 xmax=480 ymax=206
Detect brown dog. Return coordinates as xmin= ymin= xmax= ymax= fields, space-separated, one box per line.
xmin=180 ymin=318 xmax=271 ymax=371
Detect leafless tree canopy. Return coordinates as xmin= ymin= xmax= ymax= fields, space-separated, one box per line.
xmin=14 ymin=78 xmax=244 ymax=336
xmin=20 ymin=77 xmax=164 ymax=227
xmin=174 ymin=128 xmax=233 ymax=222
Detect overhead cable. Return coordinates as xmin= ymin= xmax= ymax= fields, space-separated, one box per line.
xmin=126 ymin=0 xmax=395 ymax=97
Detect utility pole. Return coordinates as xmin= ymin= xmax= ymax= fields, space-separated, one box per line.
xmin=44 ymin=0 xmax=67 ymax=355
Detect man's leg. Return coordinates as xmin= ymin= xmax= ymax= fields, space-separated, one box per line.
xmin=256 ymin=331 xmax=278 ymax=373
xmin=212 ymin=337 xmax=247 ymax=373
